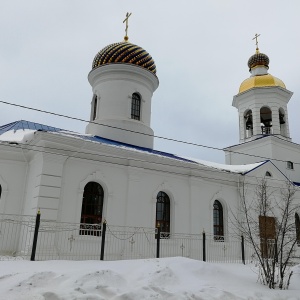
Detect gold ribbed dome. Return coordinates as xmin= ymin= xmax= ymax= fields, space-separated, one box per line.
xmin=92 ymin=41 xmax=156 ymax=74
xmin=239 ymin=74 xmax=286 ymax=93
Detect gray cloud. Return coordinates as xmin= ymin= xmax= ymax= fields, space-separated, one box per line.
xmin=1 ymin=0 xmax=299 ymax=163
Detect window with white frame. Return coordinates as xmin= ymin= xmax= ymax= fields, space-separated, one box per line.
xmin=131 ymin=93 xmax=141 ymax=120
xmin=80 ymin=181 xmax=104 ymax=236
xmin=213 ymin=200 xmax=224 ymax=240
xmin=156 ymin=191 xmax=170 ymax=237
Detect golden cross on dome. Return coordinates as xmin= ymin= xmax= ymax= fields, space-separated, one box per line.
xmin=252 ymin=33 xmax=261 ymax=53
xmin=123 ymin=12 xmax=132 ymax=42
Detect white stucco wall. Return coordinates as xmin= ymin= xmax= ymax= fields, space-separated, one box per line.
xmin=224 ymin=136 xmax=300 ymax=183
xmin=0 ymin=146 xmax=27 ymax=215
xmin=0 ymin=131 xmax=242 ymax=237
xmin=86 ymin=64 xmax=159 ymax=149
xmin=57 ymin=144 xmax=240 ymax=235
xmin=1 ymin=131 xmax=299 ymax=259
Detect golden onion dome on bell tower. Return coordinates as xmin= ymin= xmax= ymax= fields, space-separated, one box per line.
xmin=239 ymin=37 xmax=286 ymax=94
xmin=239 ymin=74 xmax=286 ymax=93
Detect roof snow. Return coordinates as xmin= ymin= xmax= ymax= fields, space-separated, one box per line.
xmin=184 ymin=157 xmax=267 ymax=174
xmin=0 ymin=129 xmax=36 ymax=142
xmin=0 ymin=120 xmax=266 ymax=174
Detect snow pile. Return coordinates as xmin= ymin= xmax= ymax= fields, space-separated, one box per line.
xmin=0 ymin=257 xmax=299 ymax=299
xmin=0 ymin=129 xmax=36 ymax=143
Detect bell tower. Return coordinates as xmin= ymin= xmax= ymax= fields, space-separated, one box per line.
xmin=232 ymin=35 xmax=293 ymax=143
xmin=224 ymin=36 xmax=300 ymax=184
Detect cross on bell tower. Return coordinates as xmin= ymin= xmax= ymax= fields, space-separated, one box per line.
xmin=252 ymin=33 xmax=260 ymax=53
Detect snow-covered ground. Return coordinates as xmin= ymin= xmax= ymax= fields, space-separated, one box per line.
xmin=0 ymin=257 xmax=299 ymax=300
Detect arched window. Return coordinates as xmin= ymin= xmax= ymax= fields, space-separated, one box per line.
xmin=260 ymin=107 xmax=272 ymax=135
xmin=80 ymin=182 xmax=104 ymax=236
xmin=265 ymin=171 xmax=272 ymax=177
xmin=156 ymin=191 xmax=170 ymax=237
xmin=244 ymin=110 xmax=253 ymax=138
xmin=92 ymin=95 xmax=98 ymax=121
xmin=295 ymin=213 xmax=300 ymax=246
xmin=213 ymin=200 xmax=224 ymax=240
xmin=131 ymin=93 xmax=141 ymax=120
xmin=279 ymin=108 xmax=286 ymax=136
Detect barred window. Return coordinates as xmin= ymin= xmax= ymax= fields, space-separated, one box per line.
xmin=131 ymin=93 xmax=141 ymax=120
xmin=80 ymin=182 xmax=104 ymax=236
xmin=213 ymin=200 xmax=224 ymax=240
xmin=92 ymin=95 xmax=97 ymax=121
xmin=156 ymin=191 xmax=170 ymax=237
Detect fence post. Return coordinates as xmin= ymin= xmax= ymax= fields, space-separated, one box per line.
xmin=241 ymin=235 xmax=245 ymax=265
xmin=156 ymin=226 xmax=161 ymax=258
xmin=30 ymin=210 xmax=41 ymax=261
xmin=274 ymin=238 xmax=278 ymax=263
xmin=100 ymin=221 xmax=107 ymax=261
xmin=202 ymin=231 xmax=206 ymax=262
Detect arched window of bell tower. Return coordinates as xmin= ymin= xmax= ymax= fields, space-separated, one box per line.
xmin=244 ymin=109 xmax=253 ymax=138
xmin=260 ymin=106 xmax=272 ymax=135
xmin=279 ymin=108 xmax=286 ymax=136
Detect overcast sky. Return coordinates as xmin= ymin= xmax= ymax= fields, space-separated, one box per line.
xmin=0 ymin=0 xmax=299 ymax=163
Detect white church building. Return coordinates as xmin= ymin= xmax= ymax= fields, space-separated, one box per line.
xmin=0 ymin=30 xmax=300 ymax=259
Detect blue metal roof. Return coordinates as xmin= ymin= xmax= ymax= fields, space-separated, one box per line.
xmin=0 ymin=120 xmax=63 ymax=135
xmin=0 ymin=120 xmax=194 ymax=163
xmin=66 ymin=132 xmax=195 ymax=163
xmin=4 ymin=120 xmax=289 ymax=175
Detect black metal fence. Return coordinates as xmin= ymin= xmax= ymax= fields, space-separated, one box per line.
xmin=0 ymin=212 xmax=262 ymax=263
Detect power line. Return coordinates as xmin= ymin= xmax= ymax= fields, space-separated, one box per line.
xmin=1 ymin=99 xmax=300 ymax=165
xmin=0 ymin=139 xmax=298 ymax=190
